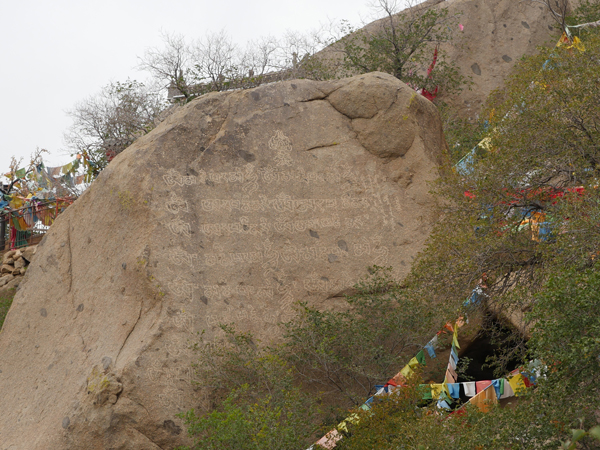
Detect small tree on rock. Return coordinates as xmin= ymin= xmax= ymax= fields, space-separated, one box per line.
xmin=336 ymin=0 xmax=465 ymax=98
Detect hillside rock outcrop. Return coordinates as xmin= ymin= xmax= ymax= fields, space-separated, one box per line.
xmin=334 ymin=0 xmax=582 ymax=119
xmin=0 ymin=72 xmax=444 ymax=449
xmin=440 ymin=0 xmax=572 ymax=117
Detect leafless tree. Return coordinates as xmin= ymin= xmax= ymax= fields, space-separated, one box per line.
xmin=64 ymin=80 xmax=165 ymax=171
xmin=138 ymin=32 xmax=194 ymax=99
xmin=240 ymin=35 xmax=280 ymax=81
xmin=139 ymin=27 xmax=335 ymax=100
xmin=191 ymin=30 xmax=241 ymax=92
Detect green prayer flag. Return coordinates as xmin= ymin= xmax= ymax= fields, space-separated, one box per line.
xmin=439 ymin=390 xmax=453 ymax=404
xmin=15 ymin=168 xmax=26 ymax=178
xmin=419 ymin=384 xmax=432 ymax=400
xmin=416 ymin=349 xmax=426 ymax=366
xmin=12 ymin=216 xmax=24 ymax=231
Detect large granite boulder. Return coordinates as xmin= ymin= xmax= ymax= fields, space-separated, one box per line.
xmin=0 ymin=72 xmax=444 ymax=449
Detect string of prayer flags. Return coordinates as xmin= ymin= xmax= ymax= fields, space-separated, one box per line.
xmin=456 ymin=30 xmax=586 ymax=178
xmin=307 ymin=319 xmax=468 ymax=450
xmin=44 ymin=158 xmax=87 ymax=183
xmin=315 ymin=410 xmax=365 ymax=449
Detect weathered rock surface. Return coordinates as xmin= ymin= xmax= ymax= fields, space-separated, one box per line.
xmin=438 ymin=0 xmax=573 ymax=117
xmin=0 ymin=72 xmax=444 ymax=449
xmin=0 ymin=274 xmax=15 ymax=289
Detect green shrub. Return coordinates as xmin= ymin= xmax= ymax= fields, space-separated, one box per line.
xmin=0 ymin=288 xmax=15 ymax=330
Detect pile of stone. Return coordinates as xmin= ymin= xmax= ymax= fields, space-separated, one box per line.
xmin=0 ymin=246 xmax=36 ymax=287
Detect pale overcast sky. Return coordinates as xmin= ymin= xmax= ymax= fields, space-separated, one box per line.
xmin=0 ymin=0 xmax=394 ymax=172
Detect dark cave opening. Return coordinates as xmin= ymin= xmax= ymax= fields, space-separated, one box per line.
xmin=458 ymin=312 xmax=526 ymax=383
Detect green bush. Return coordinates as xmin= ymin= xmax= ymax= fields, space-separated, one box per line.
xmin=177 ymin=384 xmax=318 ymax=450
xmin=280 ymin=267 xmax=440 ymax=407
xmin=179 ymin=325 xmax=320 ymax=450
xmin=179 ymin=268 xmax=454 ymax=449
xmin=0 ymin=288 xmax=15 ymax=330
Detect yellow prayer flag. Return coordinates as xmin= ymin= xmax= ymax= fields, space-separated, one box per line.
xmin=407 ymin=356 xmax=420 ymax=369
xmin=337 ymin=420 xmax=349 ymax=433
xmin=478 ymin=137 xmax=493 ymax=152
xmin=556 ymin=33 xmax=585 ymax=52
xmin=10 ymin=197 xmax=23 ymax=209
xmin=556 ymin=32 xmax=570 ymax=48
xmin=430 ymin=383 xmax=450 ymax=399
xmin=508 ymin=374 xmax=527 ymax=395
xmin=453 ymin=323 xmax=460 ymax=349
xmin=400 ymin=364 xmax=413 ymax=378
xmin=62 ymin=162 xmax=73 ymax=174
xmin=346 ymin=413 xmax=360 ymax=424
xmin=572 ymin=36 xmax=585 ymax=52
